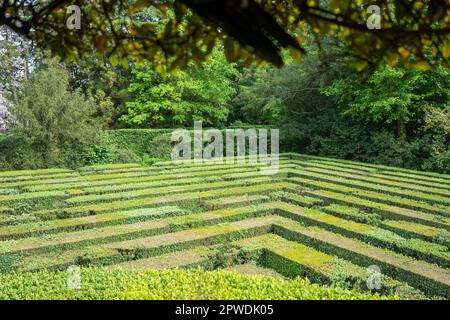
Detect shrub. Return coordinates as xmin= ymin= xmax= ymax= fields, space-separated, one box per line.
xmin=0 ymin=268 xmax=393 ymax=300
xmin=103 ymin=129 xmax=174 ymax=157
xmin=101 ymin=127 xmax=273 ymax=162
xmin=0 ymin=134 xmax=44 ymax=169
xmin=1 ymin=62 xmax=101 ymax=169
xmin=146 ymin=133 xmax=173 ymax=159
xmin=110 ymin=149 xmax=141 ymax=164
xmin=85 ymin=144 xmax=112 ymax=165
xmin=141 ymin=155 xmax=157 ymax=167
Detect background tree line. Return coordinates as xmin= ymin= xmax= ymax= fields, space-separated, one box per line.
xmin=0 ymin=24 xmax=449 ymax=172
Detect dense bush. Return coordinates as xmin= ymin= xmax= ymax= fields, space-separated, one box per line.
xmin=104 ymin=129 xmax=174 ymax=157
xmin=0 ymin=62 xmax=101 ymax=170
xmin=0 ymin=268 xmax=393 ymax=300
xmin=1 ymin=125 xmax=275 ymax=170
xmin=109 ymin=148 xmax=142 ymax=164
xmin=235 ymin=40 xmax=450 ymax=173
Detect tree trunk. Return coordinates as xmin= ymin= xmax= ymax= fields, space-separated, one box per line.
xmin=397 ymin=118 xmax=406 ymax=146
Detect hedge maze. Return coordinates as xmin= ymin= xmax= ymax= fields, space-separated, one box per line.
xmin=0 ymin=153 xmax=449 ymax=299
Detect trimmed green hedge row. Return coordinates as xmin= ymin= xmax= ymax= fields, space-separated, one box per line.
xmin=286 ymin=153 xmax=450 ymax=181
xmin=0 ymin=206 xmax=273 ymax=258
xmin=22 ymin=182 xmax=290 ymax=225
xmin=258 ymin=250 xmax=424 ymax=299
xmin=274 ymin=206 xmax=450 ymax=269
xmin=101 ymin=127 xmax=274 ymax=160
xmin=103 ymin=129 xmax=174 ymax=158
xmin=0 ymin=268 xmax=391 ymax=300
xmin=30 ymin=225 xmax=272 ymax=272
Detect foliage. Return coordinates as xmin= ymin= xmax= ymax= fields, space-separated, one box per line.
xmin=110 ymin=149 xmax=141 ymax=164
xmin=0 ymin=93 xmax=9 ymax=130
xmin=324 ymin=66 xmax=450 ymax=141
xmin=0 ymin=62 xmax=101 ymax=169
xmin=1 ymin=1 xmax=449 ymax=70
xmin=144 ymin=133 xmax=174 ymax=159
xmin=103 ymin=129 xmax=174 ymax=158
xmin=231 ymin=66 xmax=282 ymax=125
xmin=237 ymin=38 xmax=450 ymax=173
xmin=121 ymin=50 xmax=238 ymax=128
xmin=101 ymin=127 xmax=273 ymax=162
xmin=0 ymin=268 xmax=392 ymax=300
xmin=67 ymin=57 xmax=133 ymax=129
xmin=323 ymin=65 xmax=450 ymax=172
xmin=417 ymin=106 xmax=450 ymax=172
xmin=0 ymin=26 xmax=32 ymax=102
xmin=0 ymin=156 xmax=448 ymax=298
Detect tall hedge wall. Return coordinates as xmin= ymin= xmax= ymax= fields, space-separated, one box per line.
xmin=101 ymin=126 xmax=276 ymax=162
xmin=104 ymin=129 xmax=175 ymax=157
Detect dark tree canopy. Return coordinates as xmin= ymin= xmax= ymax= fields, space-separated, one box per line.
xmin=0 ymin=0 xmax=449 ymax=69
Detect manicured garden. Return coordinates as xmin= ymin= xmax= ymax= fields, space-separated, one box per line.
xmin=0 ymin=154 xmax=448 ymax=299
xmin=1 ymin=1 xmax=449 ymax=303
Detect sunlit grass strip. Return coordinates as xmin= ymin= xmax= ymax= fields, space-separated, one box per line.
xmin=24 ymin=166 xmax=257 ymax=192
xmin=305 ymin=159 xmax=450 ymax=186
xmin=77 ymin=160 xmax=284 ymax=182
xmin=0 ymin=177 xmax=82 ymax=190
xmin=18 ymin=219 xmax=273 ymax=272
xmin=0 ymin=191 xmax=68 ymax=204
xmin=0 ymin=168 xmax=72 ymax=178
xmin=0 ymin=194 xmax=270 ymax=241
xmin=26 ymin=182 xmax=294 ymax=223
xmin=0 ymin=205 xmax=273 ymax=260
xmin=91 ymin=161 xmax=278 ymax=175
xmin=65 ymin=177 xmax=275 ymax=205
xmin=24 ymin=163 xmax=293 ymax=192
xmin=290 ymin=159 xmax=450 ymax=191
xmin=0 ymin=206 xmax=185 ymax=241
xmin=103 ymin=216 xmax=276 ymax=251
xmin=81 ymin=169 xmax=287 ymax=195
xmin=289 ymin=155 xmax=450 ymax=185
xmin=147 ymin=154 xmax=291 ymax=169
xmin=80 ymin=156 xmax=292 ymax=175
xmin=0 ymin=173 xmax=79 ymax=184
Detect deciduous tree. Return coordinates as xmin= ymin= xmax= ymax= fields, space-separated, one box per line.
xmin=121 ymin=49 xmax=238 ymax=127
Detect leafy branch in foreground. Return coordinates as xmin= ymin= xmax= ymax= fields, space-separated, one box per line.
xmin=0 ymin=0 xmax=448 ymax=69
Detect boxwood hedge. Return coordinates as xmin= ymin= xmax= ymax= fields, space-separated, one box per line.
xmin=0 ymin=268 xmax=394 ymax=300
